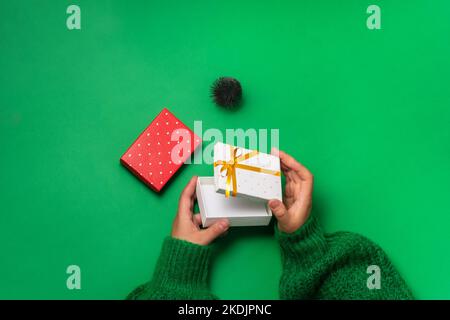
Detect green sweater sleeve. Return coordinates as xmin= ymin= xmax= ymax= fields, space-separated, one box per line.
xmin=126 ymin=237 xmax=217 ymax=300
xmin=275 ymin=215 xmax=414 ymax=300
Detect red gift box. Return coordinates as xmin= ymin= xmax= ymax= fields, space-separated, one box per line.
xmin=120 ymin=108 xmax=201 ymax=192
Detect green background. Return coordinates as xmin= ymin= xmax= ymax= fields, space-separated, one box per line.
xmin=1 ymin=0 xmax=449 ymax=299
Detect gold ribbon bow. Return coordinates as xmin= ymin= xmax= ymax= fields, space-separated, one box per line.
xmin=214 ymin=145 xmax=281 ymax=198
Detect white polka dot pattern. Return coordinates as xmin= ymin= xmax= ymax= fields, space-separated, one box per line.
xmin=120 ymin=108 xmax=201 ymax=192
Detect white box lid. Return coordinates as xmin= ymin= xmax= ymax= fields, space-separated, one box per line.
xmin=213 ymin=142 xmax=282 ymax=201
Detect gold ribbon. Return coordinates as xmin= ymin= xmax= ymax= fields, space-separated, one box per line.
xmin=214 ymin=145 xmax=281 ymax=198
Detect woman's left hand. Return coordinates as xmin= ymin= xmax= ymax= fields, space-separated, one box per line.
xmin=171 ymin=176 xmax=229 ymax=246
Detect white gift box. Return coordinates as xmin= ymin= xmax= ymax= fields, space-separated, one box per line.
xmin=213 ymin=142 xmax=282 ymax=201
xmin=196 ymin=177 xmax=272 ymax=227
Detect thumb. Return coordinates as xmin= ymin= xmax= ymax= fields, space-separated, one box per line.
xmin=269 ymin=199 xmax=289 ymax=225
xmin=200 ymin=219 xmax=229 ymax=245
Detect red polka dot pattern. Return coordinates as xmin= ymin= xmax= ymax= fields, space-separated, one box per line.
xmin=120 ymin=108 xmax=201 ymax=192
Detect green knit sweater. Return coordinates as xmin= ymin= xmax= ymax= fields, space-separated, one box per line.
xmin=127 ymin=216 xmax=413 ymax=300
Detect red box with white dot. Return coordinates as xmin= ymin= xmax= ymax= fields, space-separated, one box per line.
xmin=120 ymin=108 xmax=201 ymax=192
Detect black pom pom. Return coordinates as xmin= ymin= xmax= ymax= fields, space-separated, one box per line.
xmin=211 ymin=77 xmax=242 ymax=108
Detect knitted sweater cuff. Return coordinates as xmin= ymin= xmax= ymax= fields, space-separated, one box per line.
xmin=275 ymin=215 xmax=328 ymax=268
xmin=150 ymin=237 xmax=212 ymax=291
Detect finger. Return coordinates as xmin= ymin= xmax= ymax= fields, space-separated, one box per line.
xmin=181 ymin=176 xmax=198 ymax=199
xmin=271 ymin=147 xmax=280 ymax=157
xmin=283 ymin=181 xmax=297 ymax=207
xmin=193 ymin=213 xmax=202 ymax=227
xmin=286 ymin=169 xmax=301 ymax=183
xmin=275 ymin=149 xmax=300 ymax=184
xmin=268 ymin=199 xmax=290 ymax=225
xmin=278 ymin=150 xmax=313 ymax=182
xmin=178 ymin=176 xmax=198 ymax=216
xmin=199 ymin=219 xmax=229 ymax=245
xmin=298 ymin=176 xmax=314 ymax=208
